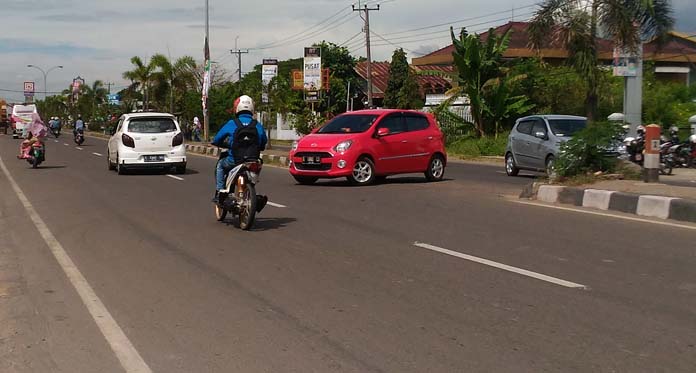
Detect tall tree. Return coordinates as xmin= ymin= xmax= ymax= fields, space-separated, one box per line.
xmin=529 ymin=0 xmax=673 ymax=121
xmin=383 ymin=48 xmax=422 ymax=109
xmin=151 ymin=54 xmax=197 ymax=113
xmin=122 ymin=56 xmax=158 ymax=110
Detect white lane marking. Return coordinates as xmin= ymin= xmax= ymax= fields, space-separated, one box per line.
xmin=64 ymin=143 xmax=69 ymax=146
xmin=513 ymin=200 xmax=696 ymax=231
xmin=267 ymin=202 xmax=287 ymax=208
xmin=413 ymin=242 xmax=587 ymax=289
xmin=54 ymin=140 xmax=59 ymax=143
xmin=496 ymin=171 xmax=506 ymax=174
xmin=92 ymin=152 xmax=103 ymax=157
xmin=0 ymin=155 xmax=152 ymax=373
xmin=76 ymin=147 xmax=83 ymax=150
xmin=166 ymin=174 xmax=184 ymax=181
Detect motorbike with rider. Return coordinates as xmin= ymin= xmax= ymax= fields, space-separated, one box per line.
xmin=211 ymin=95 xmax=269 ymax=230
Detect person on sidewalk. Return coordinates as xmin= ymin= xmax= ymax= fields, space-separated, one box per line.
xmin=211 ymin=95 xmax=267 ymax=202
xmin=193 ymin=116 xmax=202 ymax=142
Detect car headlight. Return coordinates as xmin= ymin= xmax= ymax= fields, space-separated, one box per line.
xmin=334 ymin=140 xmax=353 ymax=153
xmin=291 ymin=141 xmax=298 ymax=151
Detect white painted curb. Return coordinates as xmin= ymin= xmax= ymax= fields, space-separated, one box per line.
xmin=537 ymin=185 xmax=564 ymax=203
xmin=582 ymin=189 xmax=615 ymax=210
xmin=636 ymin=195 xmax=676 ymax=219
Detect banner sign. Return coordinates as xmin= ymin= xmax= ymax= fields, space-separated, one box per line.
xmin=107 ymin=94 xmax=121 ymax=105
xmin=24 ymin=81 xmax=35 ymax=97
xmin=291 ymin=70 xmax=304 ymax=90
xmin=261 ymin=59 xmax=278 ymax=104
xmin=613 ymin=48 xmax=638 ymax=77
xmin=303 ymin=47 xmax=322 ymax=92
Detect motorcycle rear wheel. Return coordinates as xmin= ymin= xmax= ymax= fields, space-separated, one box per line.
xmin=236 ymin=182 xmax=257 ymax=231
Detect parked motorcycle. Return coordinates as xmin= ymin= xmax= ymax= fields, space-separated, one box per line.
xmin=214 ymin=156 xmax=268 ymax=230
xmin=625 ymin=135 xmax=672 ymax=175
xmin=74 ymin=128 xmax=84 ymax=145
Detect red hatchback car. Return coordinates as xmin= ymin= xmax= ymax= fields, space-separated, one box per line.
xmin=289 ymin=109 xmax=447 ymax=185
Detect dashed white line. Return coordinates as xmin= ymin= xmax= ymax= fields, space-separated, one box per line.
xmin=267 ymin=201 xmax=287 ymax=208
xmin=76 ymin=147 xmax=83 ymax=150
xmin=413 ymin=242 xmax=588 ymax=289
xmin=166 ymin=174 xmax=184 ymax=181
xmin=0 ymin=155 xmax=152 ymax=373
xmin=64 ymin=143 xmax=69 ymax=146
xmin=92 ymin=152 xmax=103 ymax=157
xmin=54 ymin=140 xmax=59 ymax=143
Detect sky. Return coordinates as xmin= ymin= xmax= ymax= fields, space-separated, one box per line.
xmin=1 ymin=0 xmax=695 ymax=103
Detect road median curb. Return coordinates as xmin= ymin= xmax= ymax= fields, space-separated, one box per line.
xmin=522 ymin=183 xmax=696 ymax=224
xmin=184 ymin=144 xmax=290 ymax=168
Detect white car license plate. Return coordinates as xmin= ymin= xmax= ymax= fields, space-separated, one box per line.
xmin=144 ymin=155 xmax=164 ymax=162
xmin=303 ymin=156 xmax=321 ymax=164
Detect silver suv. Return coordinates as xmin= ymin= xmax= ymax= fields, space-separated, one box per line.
xmin=505 ymin=115 xmax=587 ymax=176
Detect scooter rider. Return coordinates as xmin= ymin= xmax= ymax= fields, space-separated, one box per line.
xmin=211 ymin=95 xmax=268 ymax=203
xmin=668 ymin=126 xmax=680 ymax=144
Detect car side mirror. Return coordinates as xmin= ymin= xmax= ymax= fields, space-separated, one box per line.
xmin=534 ymin=131 xmax=548 ymax=140
xmin=377 ymin=127 xmax=390 ymax=137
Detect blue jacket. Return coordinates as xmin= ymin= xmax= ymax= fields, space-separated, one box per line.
xmin=212 ymin=113 xmax=267 ymax=162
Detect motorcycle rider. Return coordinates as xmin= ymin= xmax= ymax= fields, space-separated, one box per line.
xmin=74 ymin=114 xmax=85 ymax=136
xmin=211 ymin=95 xmax=268 ymax=203
xmin=668 ymin=126 xmax=680 ymax=144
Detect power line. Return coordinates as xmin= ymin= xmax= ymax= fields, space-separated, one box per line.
xmin=353 ymin=2 xmax=380 ymax=108
xmin=252 ymin=6 xmax=353 ymax=50
xmin=339 ymin=31 xmax=364 ymax=47
xmin=370 ymin=30 xmax=424 ymax=56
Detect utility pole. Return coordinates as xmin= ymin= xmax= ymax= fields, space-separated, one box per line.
xmin=353 ymin=2 xmax=379 ymax=108
xmin=203 ymin=0 xmax=210 ymax=142
xmin=105 ymin=82 xmax=114 ymax=94
xmin=230 ymin=49 xmax=249 ymax=82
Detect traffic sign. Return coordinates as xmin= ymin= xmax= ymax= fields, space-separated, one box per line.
xmin=24 ymin=81 xmax=35 ymax=97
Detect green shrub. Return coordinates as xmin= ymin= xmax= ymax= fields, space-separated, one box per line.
xmin=555 ymin=121 xmax=624 ymax=178
xmin=447 ymin=132 xmax=509 ymax=158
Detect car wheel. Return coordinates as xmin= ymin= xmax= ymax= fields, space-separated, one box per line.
xmin=293 ymin=176 xmax=318 ymax=185
xmin=425 ymin=155 xmax=445 ymax=182
xmin=505 ymin=153 xmax=519 ymax=176
xmin=107 ymin=149 xmax=116 ymax=171
xmin=116 ymin=154 xmax=128 ymax=175
xmin=348 ymin=157 xmax=375 ymax=186
xmin=545 ymin=155 xmax=556 ymax=178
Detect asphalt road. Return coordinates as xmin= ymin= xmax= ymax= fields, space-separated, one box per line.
xmin=1 ymin=134 xmax=695 ymax=372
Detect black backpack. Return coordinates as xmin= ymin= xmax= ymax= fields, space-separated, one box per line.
xmin=231 ymin=118 xmax=260 ymax=162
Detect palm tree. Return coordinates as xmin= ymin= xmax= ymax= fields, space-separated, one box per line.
xmin=529 ymin=0 xmax=673 ymax=121
xmin=122 ymin=56 xmax=158 ymax=110
xmin=151 ymin=54 xmax=197 ymax=113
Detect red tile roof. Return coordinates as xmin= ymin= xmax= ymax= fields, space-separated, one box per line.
xmin=354 ymin=62 xmax=453 ymax=99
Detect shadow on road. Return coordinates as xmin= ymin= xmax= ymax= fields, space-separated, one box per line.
xmin=33 ymin=165 xmax=68 ymax=170
xmin=249 ymin=217 xmax=297 ymax=231
xmin=306 ymin=176 xmax=452 ymax=187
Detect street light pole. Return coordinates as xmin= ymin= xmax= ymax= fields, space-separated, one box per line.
xmin=27 ymin=65 xmax=63 ymax=99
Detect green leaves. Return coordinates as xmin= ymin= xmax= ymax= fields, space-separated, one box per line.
xmin=384 ymin=48 xmax=424 ymax=109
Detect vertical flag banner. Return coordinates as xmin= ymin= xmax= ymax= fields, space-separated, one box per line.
xmin=202 ymin=36 xmax=211 ymax=110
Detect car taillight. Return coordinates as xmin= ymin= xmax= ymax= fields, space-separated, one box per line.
xmin=122 ymin=133 xmax=135 ymax=148
xmin=172 ymin=132 xmax=184 ymax=147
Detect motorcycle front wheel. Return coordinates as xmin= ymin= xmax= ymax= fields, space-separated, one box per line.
xmin=236 ymin=181 xmax=257 ymax=231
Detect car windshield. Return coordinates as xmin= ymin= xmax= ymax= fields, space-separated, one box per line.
xmin=548 ymin=119 xmax=586 ymax=137
xmin=127 ymin=118 xmax=177 ymax=133
xmin=317 ymin=115 xmax=377 ymax=134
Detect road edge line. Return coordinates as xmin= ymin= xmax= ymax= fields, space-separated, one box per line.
xmin=0 ymin=155 xmax=152 ymax=373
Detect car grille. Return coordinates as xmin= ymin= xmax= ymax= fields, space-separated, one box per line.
xmin=295 ymin=163 xmax=332 ymax=171
xmin=294 ymin=152 xmax=333 ymax=159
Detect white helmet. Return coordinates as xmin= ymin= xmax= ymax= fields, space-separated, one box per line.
xmin=690 ymin=134 xmax=696 ymax=144
xmin=636 ymin=125 xmax=646 ymax=134
xmin=234 ymin=95 xmax=254 ymax=115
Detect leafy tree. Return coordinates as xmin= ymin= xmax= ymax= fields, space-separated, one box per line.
xmin=151 ymin=54 xmax=197 ymax=113
xmin=384 ymin=48 xmax=423 ymax=109
xmin=529 ymin=0 xmax=673 ymax=121
xmin=122 ymin=56 xmax=159 ymax=110
xmin=447 ymin=27 xmax=530 ymax=137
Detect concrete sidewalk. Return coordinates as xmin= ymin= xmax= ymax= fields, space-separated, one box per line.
xmin=523 ymin=168 xmax=696 ymax=223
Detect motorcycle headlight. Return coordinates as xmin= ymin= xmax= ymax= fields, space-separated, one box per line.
xmin=291 ymin=141 xmax=298 ymax=151
xmin=333 ymin=140 xmax=353 ymax=154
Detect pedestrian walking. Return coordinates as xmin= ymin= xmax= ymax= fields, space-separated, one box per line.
xmin=193 ymin=116 xmax=202 ymax=142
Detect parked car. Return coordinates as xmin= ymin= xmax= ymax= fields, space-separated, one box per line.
xmin=107 ymin=112 xmax=186 ymax=175
xmin=505 ymin=115 xmax=587 ymax=176
xmin=289 ymin=109 xmax=447 ymax=185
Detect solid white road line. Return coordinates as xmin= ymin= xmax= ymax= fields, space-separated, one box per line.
xmin=76 ymin=147 xmax=83 ymax=150
xmin=92 ymin=152 xmax=103 ymax=157
xmin=64 ymin=143 xmax=69 ymax=146
xmin=0 ymin=155 xmax=152 ymax=373
xmin=166 ymin=174 xmax=184 ymax=181
xmin=413 ymin=242 xmax=587 ymax=289
xmin=513 ymin=199 xmax=696 ymax=231
xmin=267 ymin=201 xmax=287 ymax=208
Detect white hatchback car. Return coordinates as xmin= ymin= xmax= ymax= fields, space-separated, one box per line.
xmin=107 ymin=112 xmax=186 ymax=175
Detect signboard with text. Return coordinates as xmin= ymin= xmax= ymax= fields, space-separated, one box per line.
xmin=261 ymin=59 xmax=278 ymax=104
xmin=613 ymin=48 xmax=638 ymax=77
xmin=303 ymin=47 xmax=322 ymax=92
xmin=24 ymin=81 xmax=35 ymax=97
